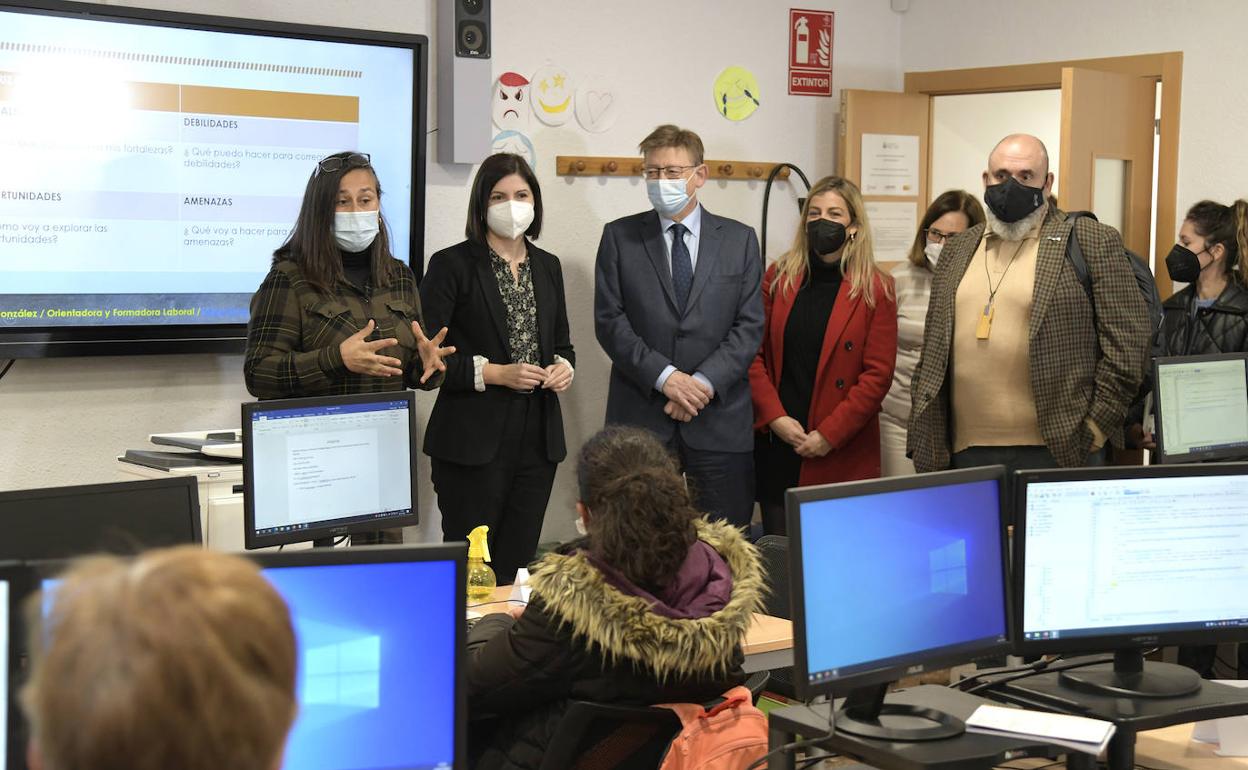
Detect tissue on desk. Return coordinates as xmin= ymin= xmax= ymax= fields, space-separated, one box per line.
xmin=509 ymin=567 xmax=532 ymax=603
xmin=1192 ymin=680 xmax=1248 ymax=756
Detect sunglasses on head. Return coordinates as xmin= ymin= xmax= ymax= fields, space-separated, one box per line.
xmin=316 ymin=152 xmax=371 ymax=174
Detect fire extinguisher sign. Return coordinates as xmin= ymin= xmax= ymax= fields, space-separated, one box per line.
xmin=789 ymin=8 xmax=834 ymax=96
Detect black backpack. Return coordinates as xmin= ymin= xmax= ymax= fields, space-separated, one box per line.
xmin=1064 ymin=211 xmax=1163 ymax=352
xmin=1064 ymin=211 xmax=1163 ymax=442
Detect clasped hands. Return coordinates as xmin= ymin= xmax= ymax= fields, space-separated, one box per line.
xmin=662 ymin=370 xmax=713 ymax=423
xmin=769 ymin=415 xmax=832 ymax=458
xmin=340 ymin=319 xmax=456 ymax=383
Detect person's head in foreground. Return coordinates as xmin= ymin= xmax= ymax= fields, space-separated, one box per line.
xmin=22 ymin=546 xmax=297 ymax=770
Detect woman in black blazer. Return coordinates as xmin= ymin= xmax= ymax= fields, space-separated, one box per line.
xmin=421 ymin=153 xmax=575 ymax=583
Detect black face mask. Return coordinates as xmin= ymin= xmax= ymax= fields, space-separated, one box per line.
xmin=807 ymin=219 xmax=847 ymax=258
xmin=984 ymin=176 xmax=1046 ymax=223
xmin=1165 ymin=243 xmax=1208 ymax=284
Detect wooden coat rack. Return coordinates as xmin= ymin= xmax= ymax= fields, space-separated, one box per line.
xmin=556 ymin=155 xmax=791 ymax=181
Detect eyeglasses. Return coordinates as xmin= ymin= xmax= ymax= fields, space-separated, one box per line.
xmin=317 ymin=152 xmax=371 ymax=173
xmin=924 ymin=227 xmax=958 ymax=244
xmin=642 ymin=164 xmax=700 ymax=180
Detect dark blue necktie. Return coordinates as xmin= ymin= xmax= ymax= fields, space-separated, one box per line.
xmin=669 ymin=222 xmax=692 ymax=312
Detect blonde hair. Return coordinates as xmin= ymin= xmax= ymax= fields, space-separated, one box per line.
xmin=639 ymin=124 xmax=705 ymax=165
xmin=22 ymin=547 xmax=297 ymax=770
xmin=772 ymin=176 xmax=889 ymax=306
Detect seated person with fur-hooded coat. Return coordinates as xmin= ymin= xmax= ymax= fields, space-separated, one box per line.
xmin=465 ymin=426 xmax=766 ymax=769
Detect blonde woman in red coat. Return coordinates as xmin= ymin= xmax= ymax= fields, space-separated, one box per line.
xmin=749 ymin=176 xmax=898 ymax=534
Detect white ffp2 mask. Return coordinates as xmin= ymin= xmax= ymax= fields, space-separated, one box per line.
xmin=486 ymin=200 xmax=535 ymax=240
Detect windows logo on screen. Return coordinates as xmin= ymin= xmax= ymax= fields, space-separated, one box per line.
xmin=303 ymin=631 xmax=381 ymax=710
xmin=929 ymin=539 xmax=968 ymax=595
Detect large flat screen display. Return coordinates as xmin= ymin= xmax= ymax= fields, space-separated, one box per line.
xmin=0 ymin=0 xmax=427 ymax=356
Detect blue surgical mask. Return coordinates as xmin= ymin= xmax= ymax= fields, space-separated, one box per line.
xmin=333 ymin=210 xmax=379 ymax=252
xmin=646 ymin=174 xmax=694 ymax=218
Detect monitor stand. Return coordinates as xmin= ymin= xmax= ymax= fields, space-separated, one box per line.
xmin=312 ymin=536 xmax=336 ymax=549
xmin=1058 ymin=648 xmax=1202 ymax=698
xmin=834 ymin=683 xmax=965 ymax=742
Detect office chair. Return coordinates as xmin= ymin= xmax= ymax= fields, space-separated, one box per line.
xmin=538 ymin=672 xmax=770 ymax=770
xmin=755 ymin=534 xmax=799 ymax=700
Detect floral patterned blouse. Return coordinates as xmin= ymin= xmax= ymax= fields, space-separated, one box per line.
xmin=490 ymin=249 xmax=540 ymax=365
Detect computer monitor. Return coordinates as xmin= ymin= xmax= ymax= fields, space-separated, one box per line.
xmin=787 ymin=466 xmax=1010 ymax=741
xmin=243 ymin=392 xmax=419 ymax=549
xmin=0 ymin=562 xmax=37 ymax=770
xmin=1 ymin=565 xmax=11 ymax=770
xmin=0 ymin=477 xmax=201 ymax=561
xmin=249 ymin=545 xmax=465 ymax=770
xmin=1153 ymin=353 xmax=1248 ymax=463
xmin=1015 ymin=463 xmax=1248 ymax=698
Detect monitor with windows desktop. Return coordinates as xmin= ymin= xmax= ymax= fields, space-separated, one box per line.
xmin=787 ymin=466 xmax=1011 ymax=741
xmin=243 ymin=392 xmax=419 ymax=549
xmin=249 ymin=544 xmax=465 ymax=770
xmin=1015 ymin=462 xmax=1248 ymax=698
xmin=27 ymin=545 xmax=465 ymax=770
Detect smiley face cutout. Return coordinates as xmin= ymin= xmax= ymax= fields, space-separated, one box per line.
xmin=531 ymin=64 xmax=574 ymax=127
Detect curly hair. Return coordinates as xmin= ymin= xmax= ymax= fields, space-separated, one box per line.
xmin=575 ymin=426 xmax=700 ymax=591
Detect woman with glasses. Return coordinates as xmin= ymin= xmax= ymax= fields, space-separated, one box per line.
xmin=879 ymin=190 xmax=984 ymax=476
xmin=749 ymin=176 xmax=896 ymax=535
xmin=244 ymin=151 xmax=453 ymax=544
xmin=420 ymin=153 xmax=574 ymax=584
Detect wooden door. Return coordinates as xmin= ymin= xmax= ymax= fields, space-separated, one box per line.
xmin=1058 ymin=66 xmax=1158 ymax=284
xmin=837 ymin=89 xmax=931 ymax=271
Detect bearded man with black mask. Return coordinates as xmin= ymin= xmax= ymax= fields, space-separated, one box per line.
xmin=907 ymin=134 xmax=1150 ymax=484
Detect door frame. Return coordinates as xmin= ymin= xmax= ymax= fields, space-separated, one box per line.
xmin=904 ymin=52 xmax=1182 ymax=297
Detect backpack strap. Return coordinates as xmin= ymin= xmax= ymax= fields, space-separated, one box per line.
xmin=656 ymin=686 xmax=752 ymax=727
xmin=1064 ymin=210 xmax=1096 ymax=302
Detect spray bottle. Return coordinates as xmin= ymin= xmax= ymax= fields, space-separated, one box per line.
xmin=466 ymin=525 xmax=497 ymax=602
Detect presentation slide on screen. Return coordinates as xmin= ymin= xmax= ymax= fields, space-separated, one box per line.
xmin=0 ymin=9 xmax=414 ymax=327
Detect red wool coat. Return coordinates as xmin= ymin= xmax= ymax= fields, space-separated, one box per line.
xmin=749 ymin=264 xmax=898 ymax=485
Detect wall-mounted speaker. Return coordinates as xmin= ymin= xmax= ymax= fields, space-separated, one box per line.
xmin=436 ymin=0 xmax=492 ymax=164
xmin=455 ymin=0 xmax=490 ymax=58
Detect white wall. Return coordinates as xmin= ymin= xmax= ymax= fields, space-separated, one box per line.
xmin=901 ymin=0 xmax=1248 ymax=238
xmin=930 ymin=90 xmax=1061 ymax=203
xmin=0 ymin=0 xmax=903 ymax=544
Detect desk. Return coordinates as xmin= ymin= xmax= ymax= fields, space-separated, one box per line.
xmin=1132 ymin=723 xmax=1248 ymax=769
xmin=470 ymin=586 xmax=794 ymax=673
xmin=767 ymin=686 xmax=1063 ymax=770
xmin=991 ymin=661 xmax=1248 ymax=770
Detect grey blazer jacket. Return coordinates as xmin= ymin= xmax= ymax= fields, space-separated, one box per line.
xmin=593 ymin=207 xmax=764 ymax=452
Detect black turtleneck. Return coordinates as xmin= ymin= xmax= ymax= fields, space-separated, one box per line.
xmin=778 ymin=253 xmax=844 ymax=422
xmin=341 ymin=249 xmax=372 ymax=292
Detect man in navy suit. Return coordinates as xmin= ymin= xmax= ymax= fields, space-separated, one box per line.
xmin=594 ymin=124 xmax=764 ymax=527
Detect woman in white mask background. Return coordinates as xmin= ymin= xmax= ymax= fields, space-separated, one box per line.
xmin=879 ymin=190 xmax=984 ymax=476
xmin=420 ymin=153 xmax=575 ymax=584
xmin=244 ymin=150 xmax=454 ymax=544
